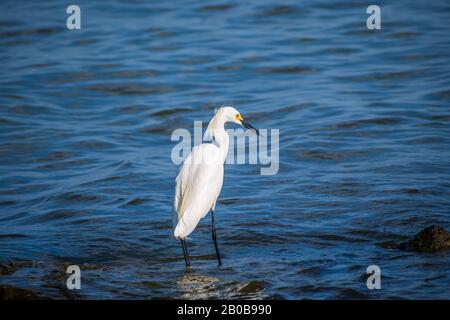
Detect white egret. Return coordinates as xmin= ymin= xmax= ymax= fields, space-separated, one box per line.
xmin=173 ymin=106 xmax=259 ymax=266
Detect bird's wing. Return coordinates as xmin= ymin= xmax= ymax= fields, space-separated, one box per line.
xmin=173 ymin=144 xmax=224 ymax=238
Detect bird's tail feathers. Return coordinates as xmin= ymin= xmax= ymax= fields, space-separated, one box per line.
xmin=174 ymin=218 xmax=193 ymax=239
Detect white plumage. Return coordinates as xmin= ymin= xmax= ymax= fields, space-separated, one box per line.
xmin=173 ymin=143 xmax=224 ymax=238
xmin=173 ymin=106 xmax=259 ymax=266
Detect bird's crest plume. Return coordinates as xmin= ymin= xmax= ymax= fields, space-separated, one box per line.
xmin=204 ymin=106 xmax=225 ymax=141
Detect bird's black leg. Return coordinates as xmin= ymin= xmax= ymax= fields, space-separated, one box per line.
xmin=211 ymin=209 xmax=222 ymax=266
xmin=180 ymin=239 xmax=190 ymax=267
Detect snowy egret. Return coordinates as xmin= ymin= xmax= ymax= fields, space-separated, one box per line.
xmin=173 ymin=106 xmax=259 ymax=266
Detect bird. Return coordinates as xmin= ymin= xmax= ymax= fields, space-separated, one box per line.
xmin=173 ymin=106 xmax=259 ymax=266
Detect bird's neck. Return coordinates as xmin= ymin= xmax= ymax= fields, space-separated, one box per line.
xmin=214 ymin=129 xmax=229 ymax=163
xmin=205 ymin=115 xmax=229 ymax=163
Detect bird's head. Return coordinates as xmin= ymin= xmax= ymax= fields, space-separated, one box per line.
xmin=221 ymin=106 xmax=260 ymax=135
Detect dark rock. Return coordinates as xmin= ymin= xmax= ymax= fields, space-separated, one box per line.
xmin=398 ymin=225 xmax=450 ymax=253
xmin=0 ymin=261 xmax=33 ymax=276
xmin=141 ymin=281 xmax=162 ymax=288
xmin=0 ymin=285 xmax=46 ymax=300
xmin=238 ymin=280 xmax=265 ymax=293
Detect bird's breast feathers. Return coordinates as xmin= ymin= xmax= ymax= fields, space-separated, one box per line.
xmin=174 ymin=143 xmax=224 ymax=221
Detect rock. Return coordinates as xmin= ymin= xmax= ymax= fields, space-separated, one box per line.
xmin=238 ymin=280 xmax=265 ymax=293
xmin=399 ymin=225 xmax=450 ymax=253
xmin=0 ymin=285 xmax=45 ymax=300
xmin=141 ymin=281 xmax=162 ymax=288
xmin=0 ymin=261 xmax=33 ymax=276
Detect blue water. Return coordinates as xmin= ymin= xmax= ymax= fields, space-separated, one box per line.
xmin=0 ymin=0 xmax=449 ymax=299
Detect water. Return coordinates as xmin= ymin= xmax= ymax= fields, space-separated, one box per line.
xmin=1 ymin=0 xmax=449 ymax=299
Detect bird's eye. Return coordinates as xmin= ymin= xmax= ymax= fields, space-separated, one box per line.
xmin=235 ymin=114 xmax=242 ymax=121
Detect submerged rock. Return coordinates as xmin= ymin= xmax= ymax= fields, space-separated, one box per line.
xmin=238 ymin=280 xmax=265 ymax=293
xmin=0 ymin=285 xmax=45 ymax=300
xmin=399 ymin=225 xmax=450 ymax=253
xmin=0 ymin=261 xmax=33 ymax=276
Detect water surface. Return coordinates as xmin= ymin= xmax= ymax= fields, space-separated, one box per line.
xmin=0 ymin=0 xmax=449 ymax=299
